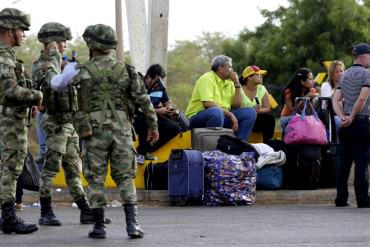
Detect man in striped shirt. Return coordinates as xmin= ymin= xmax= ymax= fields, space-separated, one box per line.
xmin=333 ymin=43 xmax=370 ymax=208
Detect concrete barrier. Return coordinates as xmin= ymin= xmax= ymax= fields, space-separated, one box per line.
xmin=52 ymin=130 xmax=282 ymax=189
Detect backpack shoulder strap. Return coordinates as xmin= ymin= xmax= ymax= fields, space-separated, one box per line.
xmin=111 ymin=62 xmax=125 ymax=82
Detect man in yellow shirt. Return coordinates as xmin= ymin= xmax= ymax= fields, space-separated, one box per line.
xmin=185 ymin=55 xmax=256 ymax=140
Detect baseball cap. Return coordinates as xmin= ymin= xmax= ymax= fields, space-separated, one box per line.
xmin=352 ymin=43 xmax=370 ymax=56
xmin=242 ymin=65 xmax=267 ymax=79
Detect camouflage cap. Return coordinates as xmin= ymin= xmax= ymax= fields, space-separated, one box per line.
xmin=82 ymin=24 xmax=117 ymax=50
xmin=38 ymin=22 xmax=72 ymax=43
xmin=0 ymin=8 xmax=30 ymax=30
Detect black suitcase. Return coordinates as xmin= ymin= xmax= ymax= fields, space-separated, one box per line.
xmin=168 ymin=149 xmax=204 ymax=205
xmin=284 ymin=144 xmax=321 ymax=190
xmin=317 ymin=97 xmax=338 ymax=188
xmin=144 ymin=161 xmax=168 ymax=190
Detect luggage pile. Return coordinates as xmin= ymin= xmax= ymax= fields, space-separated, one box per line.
xmin=202 ymin=151 xmax=256 ymax=206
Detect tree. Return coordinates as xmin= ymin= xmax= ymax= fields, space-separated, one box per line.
xmin=15 ymin=34 xmax=43 ymax=72
xmin=224 ymin=0 xmax=370 ymax=90
xmin=166 ymin=32 xmax=231 ymax=111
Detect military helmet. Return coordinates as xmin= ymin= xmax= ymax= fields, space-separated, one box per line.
xmin=82 ymin=24 xmax=117 ymax=50
xmin=38 ymin=22 xmax=72 ymax=44
xmin=0 ymin=8 xmax=30 ymax=31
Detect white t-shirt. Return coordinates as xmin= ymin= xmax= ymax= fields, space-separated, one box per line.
xmin=320 ymin=81 xmax=333 ymax=97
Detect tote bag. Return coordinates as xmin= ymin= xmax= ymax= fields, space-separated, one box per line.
xmin=284 ymin=99 xmax=328 ymax=145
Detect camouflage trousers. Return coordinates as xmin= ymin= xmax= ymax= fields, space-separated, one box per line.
xmin=81 ymin=125 xmax=137 ymax=208
xmin=0 ymin=115 xmax=28 ymax=205
xmin=40 ymin=115 xmax=85 ymax=200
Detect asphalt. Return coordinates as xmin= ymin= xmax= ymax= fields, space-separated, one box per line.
xmin=4 ymin=204 xmax=370 ymax=247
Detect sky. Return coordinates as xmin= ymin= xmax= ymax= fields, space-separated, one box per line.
xmin=1 ymin=0 xmax=288 ymax=49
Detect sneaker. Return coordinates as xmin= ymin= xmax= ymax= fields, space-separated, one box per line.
xmin=15 ymin=203 xmax=24 ymax=211
xmin=137 ymin=154 xmax=145 ymax=165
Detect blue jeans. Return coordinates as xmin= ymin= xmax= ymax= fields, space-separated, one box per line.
xmin=189 ymin=107 xmax=257 ymax=140
xmin=335 ymin=115 xmax=370 ymax=207
xmin=36 ymin=111 xmax=46 ymax=158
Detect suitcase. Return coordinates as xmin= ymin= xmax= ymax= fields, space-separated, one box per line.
xmin=168 ymin=149 xmax=204 ymax=205
xmin=317 ymin=97 xmax=338 ymax=188
xmin=284 ymin=144 xmax=321 ymax=190
xmin=191 ymin=127 xmax=234 ymax=151
xmin=144 ymin=161 xmax=168 ymax=190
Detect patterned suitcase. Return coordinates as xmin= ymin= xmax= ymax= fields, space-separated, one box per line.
xmin=203 ymin=151 xmax=256 ymax=206
xmin=168 ymin=149 xmax=204 ymax=205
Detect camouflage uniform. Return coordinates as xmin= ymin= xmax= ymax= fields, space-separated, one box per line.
xmin=70 ymin=24 xmax=157 ymax=239
xmin=32 ymin=22 xmax=100 ymax=226
xmin=0 ymin=8 xmax=41 ymax=234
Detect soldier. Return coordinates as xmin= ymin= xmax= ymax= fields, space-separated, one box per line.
xmin=0 ymin=8 xmax=42 ymax=234
xmin=32 ymin=22 xmax=110 ymax=226
xmin=51 ymin=24 xmax=159 ymax=239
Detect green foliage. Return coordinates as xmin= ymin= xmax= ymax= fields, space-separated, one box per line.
xmin=166 ymin=32 xmax=231 ymax=110
xmin=64 ymin=37 xmax=90 ymax=63
xmin=14 ymin=1 xmax=370 ymax=114
xmin=223 ymin=0 xmax=370 ymax=90
xmin=17 ymin=35 xmax=131 ymax=73
xmin=14 ymin=34 xmax=43 ymax=72
xmin=166 ymin=82 xmax=194 ymax=111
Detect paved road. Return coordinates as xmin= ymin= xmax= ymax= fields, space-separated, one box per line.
xmin=2 ymin=203 xmax=370 ymax=247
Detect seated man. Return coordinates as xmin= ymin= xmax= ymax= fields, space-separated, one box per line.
xmin=134 ymin=64 xmax=181 ymax=163
xmin=185 ymin=55 xmax=256 ymax=140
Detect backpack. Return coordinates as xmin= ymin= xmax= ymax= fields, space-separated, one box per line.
xmin=216 ymin=135 xmax=259 ymax=160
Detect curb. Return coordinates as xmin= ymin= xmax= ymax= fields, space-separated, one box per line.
xmin=22 ymin=187 xmax=357 ymax=206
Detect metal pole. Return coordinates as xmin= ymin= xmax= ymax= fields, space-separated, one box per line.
xmin=115 ymin=0 xmax=124 ymax=61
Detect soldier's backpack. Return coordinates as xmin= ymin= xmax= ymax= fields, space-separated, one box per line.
xmin=74 ymin=62 xmax=134 ymax=138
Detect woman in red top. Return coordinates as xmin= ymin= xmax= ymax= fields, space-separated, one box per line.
xmin=280 ymin=67 xmax=317 ymax=132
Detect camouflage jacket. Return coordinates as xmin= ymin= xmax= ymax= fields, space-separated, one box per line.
xmin=32 ymin=49 xmax=77 ymax=115
xmin=0 ymin=42 xmax=41 ymax=117
xmin=72 ymin=54 xmax=158 ymax=131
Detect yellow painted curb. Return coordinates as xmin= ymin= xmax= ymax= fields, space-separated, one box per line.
xmin=53 ymin=130 xmax=282 ymax=189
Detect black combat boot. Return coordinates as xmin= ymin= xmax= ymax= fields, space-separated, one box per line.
xmin=75 ymin=197 xmax=111 ymax=224
xmin=0 ymin=216 xmax=2 ymax=231
xmin=39 ymin=197 xmax=61 ymax=226
xmin=1 ymin=202 xmax=38 ymax=234
xmin=123 ymin=203 xmax=144 ymax=238
xmin=88 ymin=208 xmax=106 ymax=239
